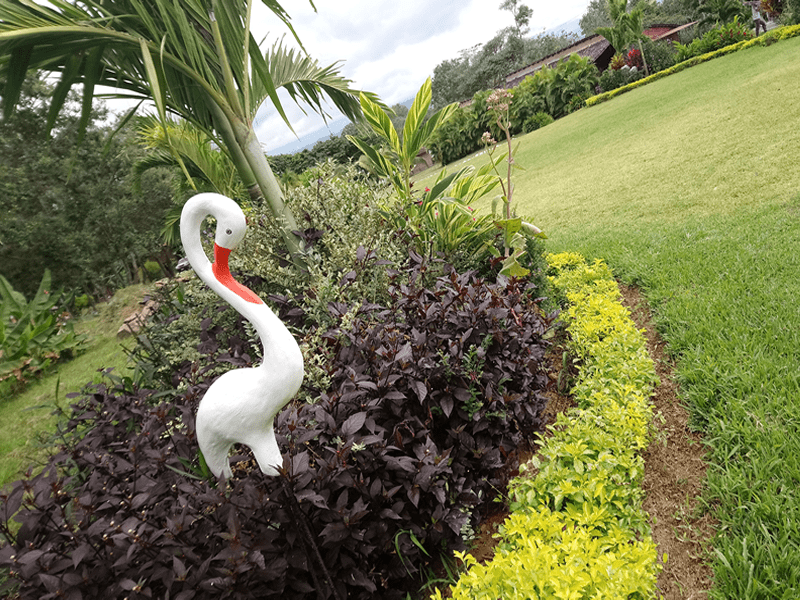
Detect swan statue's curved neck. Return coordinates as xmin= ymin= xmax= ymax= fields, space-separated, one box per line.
xmin=179 ymin=193 xmax=299 ymax=366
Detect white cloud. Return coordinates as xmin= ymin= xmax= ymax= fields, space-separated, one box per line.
xmin=251 ymin=0 xmax=592 ymax=151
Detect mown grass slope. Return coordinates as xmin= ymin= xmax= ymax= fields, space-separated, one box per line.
xmin=0 ymin=286 xmax=144 ymax=487
xmin=504 ymin=37 xmax=800 ymax=599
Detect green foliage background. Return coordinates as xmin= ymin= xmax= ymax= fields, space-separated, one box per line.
xmin=0 ymin=76 xmax=174 ymax=299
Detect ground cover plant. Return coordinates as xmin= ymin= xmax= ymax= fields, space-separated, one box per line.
xmin=436 ymin=252 xmax=661 ymax=599
xmin=424 ymin=32 xmax=800 ymax=599
xmin=0 ymin=270 xmax=85 ymax=394
xmin=0 ymin=285 xmax=143 ymax=487
xmin=0 ymin=252 xmax=552 ymax=599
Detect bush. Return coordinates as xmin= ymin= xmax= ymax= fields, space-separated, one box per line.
xmin=674 ymin=17 xmax=753 ymax=62
xmin=0 ymin=270 xmax=85 ymax=393
xmin=130 ymin=162 xmax=406 ymax=390
xmin=639 ymin=37 xmax=678 ymax=74
xmin=586 ymin=24 xmax=800 ymax=107
xmin=522 ymin=111 xmax=554 ymax=133
xmin=0 ymin=257 xmax=552 ymax=600
xmin=598 ymin=64 xmax=643 ymax=93
xmin=437 ymin=252 xmax=661 ymax=600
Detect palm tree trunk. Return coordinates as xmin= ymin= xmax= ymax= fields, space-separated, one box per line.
xmin=210 ymin=104 xmax=265 ymax=205
xmin=211 ymin=104 xmax=307 ymax=269
xmin=231 ymin=119 xmax=307 ymax=267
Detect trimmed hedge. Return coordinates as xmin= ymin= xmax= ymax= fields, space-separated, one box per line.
xmin=435 ymin=252 xmax=662 ymax=599
xmin=586 ymin=24 xmax=800 ymax=107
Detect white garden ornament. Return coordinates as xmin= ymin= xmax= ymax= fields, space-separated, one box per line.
xmin=179 ymin=193 xmax=304 ymax=478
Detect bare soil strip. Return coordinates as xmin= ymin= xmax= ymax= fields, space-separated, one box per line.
xmin=619 ymin=283 xmax=716 ymax=600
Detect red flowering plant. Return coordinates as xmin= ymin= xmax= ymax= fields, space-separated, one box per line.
xmin=626 ymin=47 xmax=643 ymax=69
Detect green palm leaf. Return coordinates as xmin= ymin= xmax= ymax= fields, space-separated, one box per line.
xmin=0 ymin=0 xmax=372 ymax=268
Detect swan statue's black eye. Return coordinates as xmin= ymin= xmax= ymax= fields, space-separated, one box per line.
xmin=226 ymin=229 xmax=232 ymax=235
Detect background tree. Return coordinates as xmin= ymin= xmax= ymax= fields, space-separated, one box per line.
xmin=597 ymin=0 xmax=646 ymax=53
xmin=500 ymin=0 xmax=535 ymax=36
xmin=0 ymin=0 xmax=373 ymax=270
xmin=582 ymin=0 xmax=695 ymax=36
xmin=581 ymin=0 xmax=614 ymax=35
xmin=431 ymin=30 xmax=578 ymax=108
xmin=692 ymin=0 xmax=750 ymax=27
xmin=0 ymin=75 xmax=173 ymax=298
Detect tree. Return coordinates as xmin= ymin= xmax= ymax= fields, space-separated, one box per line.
xmin=500 ymin=0 xmax=534 ymax=36
xmin=581 ymin=0 xmax=613 ymax=36
xmin=0 ymin=75 xmax=174 ymax=298
xmin=597 ymin=0 xmax=646 ymax=53
xmin=694 ymin=0 xmax=750 ymax=27
xmin=430 ymin=30 xmax=578 ymax=109
xmin=0 ymin=0 xmax=374 ymax=270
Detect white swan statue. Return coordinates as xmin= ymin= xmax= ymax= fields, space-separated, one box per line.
xmin=179 ymin=193 xmax=304 ymax=478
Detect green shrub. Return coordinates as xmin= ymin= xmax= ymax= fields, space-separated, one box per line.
xmin=522 ymin=111 xmax=554 ymax=133
xmin=437 ymin=252 xmax=661 ymax=600
xmin=674 ymin=17 xmax=753 ymax=62
xmin=73 ymin=293 xmax=91 ymax=310
xmin=598 ymin=64 xmax=644 ymax=93
xmin=143 ymin=260 xmax=162 ymax=280
xmin=0 ymin=270 xmax=85 ymax=393
xmin=131 ymin=162 xmax=406 ymax=393
xmin=434 ymin=509 xmax=658 ymax=600
xmin=639 ymin=37 xmax=678 ymax=74
xmin=239 ymin=161 xmax=406 ymax=327
xmin=586 ymin=24 xmax=800 ymax=107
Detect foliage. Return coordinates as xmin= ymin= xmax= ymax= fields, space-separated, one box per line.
xmin=131 ymin=161 xmax=407 ymax=391
xmin=428 ymin=56 xmax=598 ymax=166
xmin=434 ymin=510 xmax=658 ymax=599
xmin=0 ymin=256 xmax=552 ymax=600
xmin=598 ymin=63 xmax=644 ymax=93
xmin=596 ymin=0 xmax=646 ymax=54
xmin=522 ymin=111 xmax=554 ymax=133
xmin=586 ymin=24 xmax=800 ymax=106
xmin=438 ymin=252 xmax=660 ymax=600
xmin=133 ymin=116 xmax=249 ymax=245
xmin=381 ymin=167 xmax=500 ymax=263
xmin=0 ymin=0 xmax=373 ymax=271
xmin=268 ymin=133 xmax=366 ymax=181
xmin=0 ymin=74 xmax=175 ymax=299
xmin=580 ymin=0 xmax=614 ymax=36
xmin=638 ymin=36 xmax=679 ymax=74
xmin=784 ymin=0 xmax=800 ymax=22
xmin=348 ymin=78 xmax=458 ymax=202
xmin=349 ymin=78 xmax=527 ymax=276
xmin=544 ymin=54 xmax=599 ymax=119
xmin=696 ymin=0 xmax=750 ymax=28
xmin=430 ymin=29 xmax=580 ymax=108
xmin=581 ymin=0 xmax=696 ymax=36
xmin=675 ymin=16 xmax=754 ymax=61
xmin=0 ymin=270 xmax=86 ymax=393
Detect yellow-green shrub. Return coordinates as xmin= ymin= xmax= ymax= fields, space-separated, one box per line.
xmin=437 ymin=253 xmax=662 ymax=599
xmin=433 ymin=508 xmax=658 ymax=600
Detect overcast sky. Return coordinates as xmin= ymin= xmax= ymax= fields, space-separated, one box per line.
xmin=248 ymin=0 xmax=593 ymax=152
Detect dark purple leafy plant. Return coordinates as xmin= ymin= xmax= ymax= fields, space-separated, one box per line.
xmin=0 ymin=256 xmax=552 ymax=599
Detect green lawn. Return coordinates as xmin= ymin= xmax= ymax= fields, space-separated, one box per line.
xmin=421 ymin=36 xmax=800 ymax=598
xmin=0 ymin=285 xmax=144 ymax=487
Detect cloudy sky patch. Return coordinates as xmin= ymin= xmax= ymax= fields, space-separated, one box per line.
xmin=250 ymin=0 xmax=592 ymax=152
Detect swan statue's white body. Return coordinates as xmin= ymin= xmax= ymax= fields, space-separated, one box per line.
xmin=179 ymin=193 xmax=304 ymax=478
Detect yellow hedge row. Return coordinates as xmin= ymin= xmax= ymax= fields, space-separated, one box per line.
xmin=434 ymin=253 xmax=662 ymax=600
xmin=586 ymin=24 xmax=800 ymax=107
